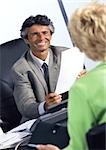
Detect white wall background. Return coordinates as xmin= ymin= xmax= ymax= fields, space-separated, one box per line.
xmin=0 ymin=0 xmax=105 ymax=46
xmin=0 ymin=0 xmax=72 ymax=47
xmin=0 ymin=0 xmax=106 ymax=69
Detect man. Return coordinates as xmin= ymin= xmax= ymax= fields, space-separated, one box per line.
xmin=11 ymin=15 xmax=69 ymax=123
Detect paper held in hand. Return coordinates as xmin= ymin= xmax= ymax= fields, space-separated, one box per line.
xmin=55 ymin=47 xmax=85 ymax=94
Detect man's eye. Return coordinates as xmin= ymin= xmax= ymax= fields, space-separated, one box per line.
xmin=31 ymin=32 xmax=38 ymax=36
xmin=43 ymin=31 xmax=49 ymax=35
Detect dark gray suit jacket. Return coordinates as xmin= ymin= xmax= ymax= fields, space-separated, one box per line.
xmin=11 ymin=45 xmax=69 ymax=123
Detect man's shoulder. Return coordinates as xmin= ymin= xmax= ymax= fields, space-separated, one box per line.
xmin=11 ymin=52 xmax=27 ymax=71
xmin=50 ymin=45 xmax=69 ymax=52
xmin=50 ymin=45 xmax=69 ymax=51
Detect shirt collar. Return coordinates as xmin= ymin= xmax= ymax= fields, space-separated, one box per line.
xmin=30 ymin=50 xmax=50 ymax=68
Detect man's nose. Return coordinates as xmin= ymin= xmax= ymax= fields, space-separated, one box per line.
xmin=38 ymin=33 xmax=45 ymax=40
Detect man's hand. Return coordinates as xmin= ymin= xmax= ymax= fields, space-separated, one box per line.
xmin=77 ymin=69 xmax=87 ymax=79
xmin=36 ymin=144 xmax=60 ymax=150
xmin=45 ymin=93 xmax=62 ymax=109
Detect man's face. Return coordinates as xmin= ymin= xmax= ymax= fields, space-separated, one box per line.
xmin=26 ymin=25 xmax=52 ymax=52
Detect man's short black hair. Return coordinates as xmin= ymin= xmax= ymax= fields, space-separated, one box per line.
xmin=20 ymin=15 xmax=55 ymax=39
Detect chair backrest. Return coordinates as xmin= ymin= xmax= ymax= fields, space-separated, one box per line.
xmin=86 ymin=123 xmax=106 ymax=150
xmin=0 ymin=38 xmax=29 ymax=132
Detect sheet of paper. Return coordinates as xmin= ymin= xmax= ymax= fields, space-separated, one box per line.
xmin=55 ymin=47 xmax=84 ymax=94
xmin=0 ymin=119 xmax=37 ymax=149
xmin=7 ymin=119 xmax=36 ymax=133
xmin=0 ymin=132 xmax=31 ymax=149
xmin=0 ymin=127 xmax=3 ymax=136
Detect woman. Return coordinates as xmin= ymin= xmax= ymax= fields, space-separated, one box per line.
xmin=36 ymin=2 xmax=106 ymax=150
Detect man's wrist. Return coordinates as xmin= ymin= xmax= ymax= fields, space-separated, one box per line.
xmin=38 ymin=101 xmax=45 ymax=115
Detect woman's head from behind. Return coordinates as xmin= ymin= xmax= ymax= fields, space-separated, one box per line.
xmin=69 ymin=2 xmax=106 ymax=61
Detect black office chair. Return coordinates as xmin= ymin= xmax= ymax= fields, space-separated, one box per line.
xmin=0 ymin=38 xmax=29 ymax=132
xmin=86 ymin=123 xmax=106 ymax=150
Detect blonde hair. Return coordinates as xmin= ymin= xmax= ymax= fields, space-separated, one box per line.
xmin=69 ymin=2 xmax=106 ymax=61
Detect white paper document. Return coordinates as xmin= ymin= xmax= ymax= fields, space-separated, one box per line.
xmin=0 ymin=119 xmax=36 ymax=149
xmin=55 ymin=47 xmax=84 ymax=94
xmin=0 ymin=127 xmax=3 ymax=136
xmin=7 ymin=119 xmax=36 ymax=133
xmin=0 ymin=132 xmax=31 ymax=149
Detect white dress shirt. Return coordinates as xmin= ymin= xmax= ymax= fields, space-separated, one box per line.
xmin=30 ymin=50 xmax=50 ymax=115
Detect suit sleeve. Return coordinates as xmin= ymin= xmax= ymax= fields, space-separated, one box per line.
xmin=11 ymin=68 xmax=41 ymax=119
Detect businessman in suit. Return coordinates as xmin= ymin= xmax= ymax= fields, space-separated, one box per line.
xmin=11 ymin=15 xmax=69 ymax=123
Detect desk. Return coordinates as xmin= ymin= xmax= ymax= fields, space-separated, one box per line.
xmin=3 ymin=100 xmax=68 ymax=150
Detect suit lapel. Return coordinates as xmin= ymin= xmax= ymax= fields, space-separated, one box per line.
xmin=25 ymin=48 xmax=62 ymax=93
xmin=26 ymin=51 xmax=48 ymax=93
xmin=48 ymin=48 xmax=61 ymax=92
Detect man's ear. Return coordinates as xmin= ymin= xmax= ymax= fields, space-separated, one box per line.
xmin=23 ymin=39 xmax=30 ymax=48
